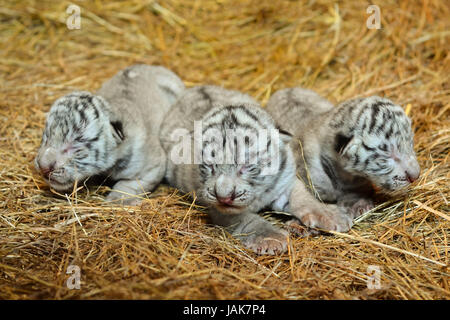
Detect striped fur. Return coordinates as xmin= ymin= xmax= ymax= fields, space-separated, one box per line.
xmin=266 ymin=88 xmax=420 ymax=216
xmin=35 ymin=64 xmax=185 ymax=204
xmin=160 ymin=85 xmax=296 ymax=254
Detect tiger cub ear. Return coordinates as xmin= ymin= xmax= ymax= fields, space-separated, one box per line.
xmin=276 ymin=125 xmax=293 ymax=144
xmin=335 ymin=133 xmax=358 ymax=157
xmin=110 ymin=120 xmax=125 ymax=142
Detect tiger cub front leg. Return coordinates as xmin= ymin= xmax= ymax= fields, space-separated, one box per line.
xmin=287 ymin=178 xmax=353 ymax=233
xmin=107 ymin=162 xmax=166 ymax=206
xmin=209 ymin=209 xmax=288 ymax=255
xmin=337 ymin=194 xmax=375 ymax=219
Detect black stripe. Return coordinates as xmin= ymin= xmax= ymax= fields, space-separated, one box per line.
xmin=123 ymin=68 xmax=132 ymax=78
xmin=368 ymin=103 xmax=381 ymax=133
xmin=78 ymin=107 xmax=87 ymax=124
xmin=361 ymin=142 xmax=375 ymax=151
xmin=355 ymin=100 xmax=368 ymax=125
xmin=353 ymin=153 xmax=360 ymax=166
xmin=320 ymin=154 xmax=338 ymax=189
xmin=385 ymin=123 xmax=394 ymax=140
xmin=275 ymin=124 xmax=293 ymax=138
xmin=281 ymin=200 xmax=289 ymax=212
xmin=233 ymin=105 xmax=261 ymax=126
xmin=114 ymin=153 xmax=132 ymax=171
xmin=110 ymin=121 xmax=125 ymax=140
xmin=376 ymin=117 xmax=387 ymax=133
xmin=202 ymin=122 xmax=258 ymax=135
xmin=264 ymin=147 xmax=287 ymax=193
xmin=198 ymin=87 xmax=213 ymax=105
xmin=159 ymin=84 xmax=177 ymax=100
xmin=334 ymin=133 xmax=352 ymax=154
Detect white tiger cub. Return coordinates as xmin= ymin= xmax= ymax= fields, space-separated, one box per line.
xmin=160 ymin=86 xmax=352 ymax=255
xmin=35 ymin=64 xmax=185 ymax=204
xmin=266 ymin=88 xmax=420 ymax=217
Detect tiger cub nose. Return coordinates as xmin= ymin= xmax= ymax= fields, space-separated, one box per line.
xmin=405 ymin=170 xmax=419 ymax=183
xmin=40 ymin=161 xmax=56 ymax=179
xmin=215 ymin=187 xmax=236 ymax=205
xmin=217 ymin=196 xmax=234 ymax=205
xmin=405 ymin=158 xmax=420 ymax=183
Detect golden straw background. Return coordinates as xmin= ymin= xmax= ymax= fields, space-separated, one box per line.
xmin=0 ymin=0 xmax=449 ymax=299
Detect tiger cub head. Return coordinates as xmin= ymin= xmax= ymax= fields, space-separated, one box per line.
xmin=333 ymin=96 xmax=420 ymax=191
xmin=35 ymin=91 xmax=123 ymax=191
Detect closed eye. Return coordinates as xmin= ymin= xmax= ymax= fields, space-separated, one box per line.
xmin=200 ymin=164 xmax=215 ymax=175
xmin=73 ymin=148 xmax=90 ymax=159
xmin=62 ymin=146 xmax=75 ymax=154
xmin=239 ymin=165 xmax=260 ymax=176
xmin=378 ymin=143 xmax=388 ymax=152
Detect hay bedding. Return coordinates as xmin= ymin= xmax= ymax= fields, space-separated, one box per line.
xmin=0 ymin=0 xmax=448 ymax=300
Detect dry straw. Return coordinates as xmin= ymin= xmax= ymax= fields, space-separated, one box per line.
xmin=0 ymin=0 xmax=448 ymax=299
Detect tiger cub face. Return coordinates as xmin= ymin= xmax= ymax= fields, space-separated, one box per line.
xmin=332 ymin=96 xmax=420 ymax=191
xmin=195 ymin=104 xmax=292 ymax=215
xmin=35 ymin=91 xmax=121 ymax=191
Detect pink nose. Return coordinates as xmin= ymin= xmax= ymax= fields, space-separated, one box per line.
xmin=406 ymin=170 xmax=419 ymax=183
xmin=217 ymin=196 xmax=234 ymax=205
xmin=39 ymin=162 xmax=56 ymax=179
